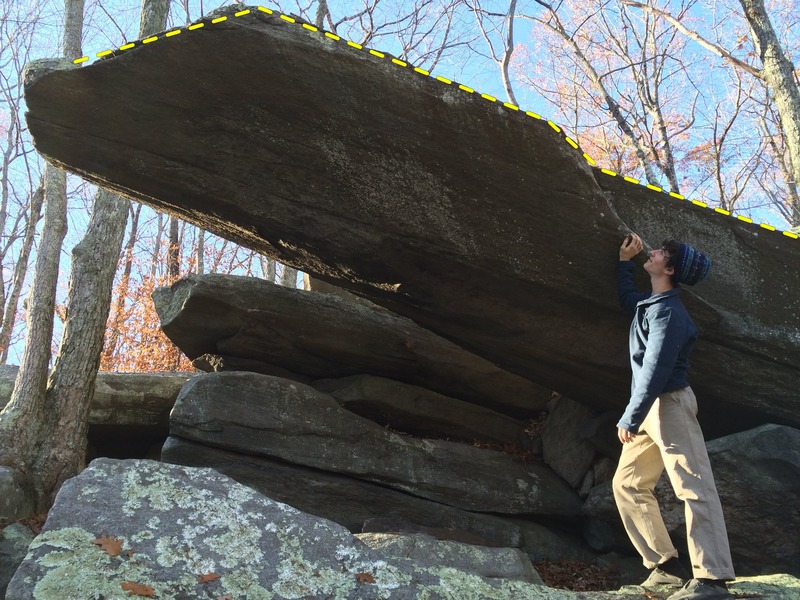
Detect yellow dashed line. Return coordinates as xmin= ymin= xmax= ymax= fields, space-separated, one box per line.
xmin=67 ymin=3 xmax=795 ymax=242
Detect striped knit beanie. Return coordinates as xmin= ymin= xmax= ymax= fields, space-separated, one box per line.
xmin=676 ymin=243 xmax=711 ymax=286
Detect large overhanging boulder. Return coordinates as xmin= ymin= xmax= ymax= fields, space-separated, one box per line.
xmin=23 ymin=5 xmax=800 ymax=436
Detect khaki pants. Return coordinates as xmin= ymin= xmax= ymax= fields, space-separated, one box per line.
xmin=612 ymin=387 xmax=735 ymax=580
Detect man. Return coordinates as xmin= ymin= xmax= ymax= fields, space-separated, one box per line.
xmin=614 ymin=232 xmax=735 ymax=600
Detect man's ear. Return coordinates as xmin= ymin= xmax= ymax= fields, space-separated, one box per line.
xmin=665 ymin=266 xmax=675 ymax=276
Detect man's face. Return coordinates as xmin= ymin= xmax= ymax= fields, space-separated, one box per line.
xmin=643 ymin=247 xmax=675 ymax=278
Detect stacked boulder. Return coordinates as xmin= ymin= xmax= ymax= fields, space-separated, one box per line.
xmin=153 ymin=274 xmax=800 ymax=578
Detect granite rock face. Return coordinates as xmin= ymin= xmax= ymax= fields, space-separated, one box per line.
xmin=169 ymin=371 xmax=582 ymax=516
xmin=152 ymin=274 xmax=549 ymax=416
xmin=313 ymin=374 xmax=528 ymax=443
xmin=0 ymin=366 xmax=193 ymax=430
xmin=23 ymin=5 xmax=800 ymax=437
xmin=541 ymin=395 xmax=597 ymax=488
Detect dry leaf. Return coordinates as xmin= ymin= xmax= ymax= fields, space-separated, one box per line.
xmin=121 ymin=581 xmax=156 ymax=597
xmin=355 ymin=572 xmax=376 ymax=584
xmin=93 ymin=534 xmax=123 ymax=557
xmin=215 ymin=595 xmax=233 ymax=600
xmin=198 ymin=572 xmax=221 ymax=584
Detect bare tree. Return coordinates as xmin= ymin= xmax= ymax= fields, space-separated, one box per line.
xmin=0 ymin=0 xmax=170 ymax=510
xmin=623 ymin=0 xmax=800 ymax=225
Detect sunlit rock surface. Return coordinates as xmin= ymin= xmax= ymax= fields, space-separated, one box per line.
xmin=8 ymin=460 xmax=799 ymax=599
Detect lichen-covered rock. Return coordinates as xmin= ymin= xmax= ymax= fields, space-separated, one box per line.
xmin=162 ymin=436 xmax=528 ymax=549
xmin=6 ymin=460 xmax=798 ymax=599
xmin=170 ymin=371 xmax=582 ymax=516
xmin=0 ymin=467 xmax=35 ymax=522
xmin=0 ymin=524 xmax=34 ymax=596
xmin=354 ymin=532 xmax=543 ymax=584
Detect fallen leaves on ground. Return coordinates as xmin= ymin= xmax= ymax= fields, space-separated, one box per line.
xmin=355 ymin=572 xmax=376 ymax=584
xmin=198 ymin=572 xmax=221 ymax=583
xmin=534 ymin=559 xmax=620 ymax=592
xmin=93 ymin=534 xmax=124 ymax=557
xmin=215 ymin=595 xmax=233 ymax=600
xmin=121 ymin=581 xmax=156 ymax=597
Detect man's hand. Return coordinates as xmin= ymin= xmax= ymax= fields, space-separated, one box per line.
xmin=620 ymin=232 xmax=643 ymax=260
xmin=618 ymin=427 xmax=637 ymax=444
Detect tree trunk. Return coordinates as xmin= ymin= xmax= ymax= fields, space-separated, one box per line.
xmin=739 ymin=0 xmax=800 ymax=225
xmin=280 ymin=264 xmax=298 ymax=288
xmin=0 ymin=0 xmax=170 ymax=510
xmin=0 ymin=164 xmax=68 ymax=476
xmin=150 ymin=211 xmax=165 ymax=280
xmin=195 ymin=227 xmax=204 ymax=275
xmin=260 ymin=255 xmax=276 ymax=282
xmin=0 ymin=182 xmax=45 ymax=364
xmin=102 ymin=202 xmax=141 ymax=368
xmin=30 ymin=189 xmax=128 ymax=506
xmin=167 ymin=216 xmax=180 ymax=281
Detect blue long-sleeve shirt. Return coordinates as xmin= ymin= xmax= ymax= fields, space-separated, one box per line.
xmin=616 ymin=261 xmax=697 ymax=433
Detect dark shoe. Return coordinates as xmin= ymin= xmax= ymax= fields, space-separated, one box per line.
xmin=667 ymin=579 xmax=733 ymax=600
xmin=641 ymin=567 xmax=686 ymax=588
xmin=642 ymin=557 xmax=690 ymax=588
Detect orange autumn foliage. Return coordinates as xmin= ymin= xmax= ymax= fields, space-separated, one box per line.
xmin=99 ymin=273 xmax=194 ymax=373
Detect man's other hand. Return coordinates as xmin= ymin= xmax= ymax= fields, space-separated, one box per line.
xmin=618 ymin=427 xmax=637 ymax=444
xmin=620 ymin=232 xmax=643 ymax=260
